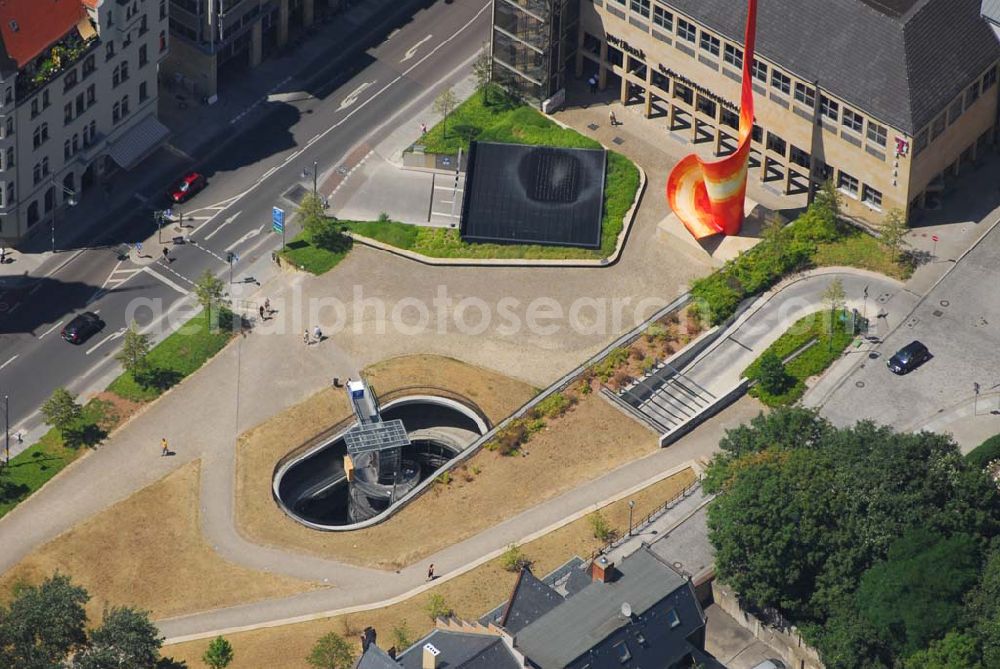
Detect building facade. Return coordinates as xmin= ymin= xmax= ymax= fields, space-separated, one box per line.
xmin=165 ymin=0 xmax=337 ymax=100
xmin=494 ymin=0 xmax=1000 ymax=228
xmin=0 ymin=0 xmax=169 ymax=245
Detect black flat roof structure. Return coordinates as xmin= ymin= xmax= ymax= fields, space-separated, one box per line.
xmin=460 ymin=141 xmax=606 ymax=249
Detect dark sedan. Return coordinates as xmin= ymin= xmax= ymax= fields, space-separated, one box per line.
xmin=886 ymin=340 xmax=930 ymax=375
xmin=61 ymin=312 xmax=104 ymax=345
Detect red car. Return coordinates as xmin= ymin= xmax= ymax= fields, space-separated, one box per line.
xmin=167 ymin=172 xmax=205 ymax=203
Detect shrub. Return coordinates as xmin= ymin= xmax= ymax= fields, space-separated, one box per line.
xmin=644 ymin=322 xmax=669 ymax=343
xmin=641 ymin=357 xmax=656 ymax=375
xmin=589 ymin=511 xmax=617 ymax=542
xmin=757 ymin=351 xmax=792 ymax=395
xmin=591 ymin=347 xmax=630 ymax=382
xmin=534 ymin=392 xmax=573 ymax=420
xmin=494 ymin=420 xmax=529 ymax=456
xmin=967 ymin=434 xmax=1000 ymax=471
xmin=610 ymin=370 xmax=632 ymax=389
xmin=435 ymin=471 xmax=452 ymax=486
xmin=690 ymin=273 xmax=743 ymax=326
xmin=500 ymin=544 xmax=531 ymax=572
xmin=425 ymin=594 xmax=452 ymax=620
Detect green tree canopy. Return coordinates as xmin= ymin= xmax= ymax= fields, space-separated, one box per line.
xmin=116 ymin=322 xmax=151 ymax=378
xmin=0 ymin=573 xmax=89 ymax=668
xmin=74 ymin=606 xmax=162 ymax=669
xmin=201 ymin=636 xmax=233 ymax=669
xmin=40 ymin=388 xmax=83 ymax=433
xmin=306 ymin=631 xmax=355 ymax=669
xmin=904 ymin=631 xmax=983 ymax=669
xmin=193 ymin=271 xmax=227 ymax=327
xmin=757 ymin=350 xmax=791 ymax=395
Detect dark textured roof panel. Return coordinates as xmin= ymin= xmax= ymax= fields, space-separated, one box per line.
xmin=662 ymin=0 xmax=1000 ymax=133
xmin=396 ymin=630 xmax=520 ymax=669
xmin=500 ymin=569 xmax=564 ymax=634
xmin=356 ymin=644 xmax=402 ymax=669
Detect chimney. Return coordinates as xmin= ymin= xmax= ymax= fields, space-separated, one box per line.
xmin=422 ymin=642 xmax=440 ymax=669
xmin=591 ymin=556 xmax=614 ymax=583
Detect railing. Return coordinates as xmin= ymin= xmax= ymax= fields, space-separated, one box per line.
xmin=16 ymin=34 xmax=99 ymax=100
xmin=588 ymin=477 xmax=704 ymax=560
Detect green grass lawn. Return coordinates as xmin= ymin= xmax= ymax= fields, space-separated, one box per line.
xmin=279 ymin=232 xmax=352 ymax=275
xmin=814 ymin=228 xmax=913 ymax=280
xmin=0 ymin=401 xmax=111 ymax=520
xmin=108 ymin=309 xmax=234 ymax=402
xmin=742 ymin=309 xmax=858 ymax=406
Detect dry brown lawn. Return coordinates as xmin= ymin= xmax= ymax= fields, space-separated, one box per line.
xmin=237 ymin=363 xmax=659 ymax=569
xmin=165 ymin=467 xmax=697 ymax=669
xmin=0 ymin=461 xmax=319 ymax=621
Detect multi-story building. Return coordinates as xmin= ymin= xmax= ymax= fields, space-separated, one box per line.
xmin=493 ymin=0 xmax=1000 ymax=228
xmin=164 ymin=0 xmax=333 ymax=100
xmin=0 ymin=0 xmax=170 ymax=246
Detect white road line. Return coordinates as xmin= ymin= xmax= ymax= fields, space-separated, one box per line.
xmin=0 ymin=355 xmax=18 ymax=370
xmin=204 ymin=211 xmax=243 ymax=240
xmin=85 ymin=328 xmax=125 ymax=356
xmin=401 ymin=34 xmax=433 ymax=63
xmin=337 ymin=81 xmax=374 ymax=111
xmin=189 ymin=241 xmax=228 ymax=264
xmin=85 ymin=289 xmax=107 ymax=305
xmin=142 ymin=266 xmax=191 ymax=295
xmin=100 ymin=260 xmax=123 ymax=290
xmin=8 ymin=302 xmax=20 ymax=314
xmin=225 ymin=225 xmax=263 ymax=252
xmin=28 ymin=283 xmax=43 ymax=295
xmin=38 ymin=320 xmax=66 ymax=339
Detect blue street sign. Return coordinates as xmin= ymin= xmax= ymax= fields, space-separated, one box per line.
xmin=272 ymin=206 xmax=285 ymax=233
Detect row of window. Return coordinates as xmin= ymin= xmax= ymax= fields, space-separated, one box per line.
xmin=64 ymin=121 xmax=99 ymax=160
xmin=610 ymin=0 xmax=893 ymax=152
xmin=914 ymin=65 xmax=997 ymax=157
xmin=837 ymin=170 xmax=883 ymax=209
xmin=63 ymin=85 xmax=97 ymax=125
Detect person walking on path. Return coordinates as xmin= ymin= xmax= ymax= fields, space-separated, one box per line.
xmin=161 ymin=438 xmax=169 ymax=457
xmin=609 ymin=110 xmax=618 ymax=126
xmin=264 ymin=298 xmax=271 ymax=314
xmin=303 ymin=329 xmax=311 ymax=345
xmin=427 ymin=563 xmax=435 ymax=581
xmin=259 ymin=305 xmax=266 ymax=321
xmin=420 ymin=122 xmax=427 ymax=135
xmin=314 ymin=325 xmax=323 ymax=342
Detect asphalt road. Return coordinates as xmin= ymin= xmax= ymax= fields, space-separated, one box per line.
xmin=0 ymin=0 xmax=492 ymax=447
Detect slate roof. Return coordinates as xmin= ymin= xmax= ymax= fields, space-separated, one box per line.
xmin=513 ymin=547 xmax=698 ymax=669
xmin=0 ymin=0 xmax=87 ymax=68
xmin=395 ymin=630 xmax=521 ymax=669
xmin=356 ymin=644 xmax=402 ymax=669
xmin=663 ymin=0 xmax=1000 ymax=134
xmin=498 ymin=568 xmax=565 ymax=634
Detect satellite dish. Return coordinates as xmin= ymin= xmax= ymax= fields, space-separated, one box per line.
xmin=621 ymin=602 xmax=632 ymax=618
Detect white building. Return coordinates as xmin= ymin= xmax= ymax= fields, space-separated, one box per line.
xmin=0 ymin=0 xmax=170 ymax=246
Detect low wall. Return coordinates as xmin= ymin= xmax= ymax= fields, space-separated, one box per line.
xmin=711 ymin=582 xmax=825 ymax=669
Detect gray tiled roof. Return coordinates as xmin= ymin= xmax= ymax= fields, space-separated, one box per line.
xmin=499 ymin=569 xmax=565 ymax=634
xmin=356 ymin=644 xmax=402 ymax=669
xmin=396 ymin=630 xmax=521 ymax=669
xmin=513 ymin=548 xmax=691 ymax=668
xmin=663 ymin=0 xmax=1000 ymax=134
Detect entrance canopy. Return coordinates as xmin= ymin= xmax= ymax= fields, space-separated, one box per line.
xmin=106 ymin=116 xmax=170 ymax=170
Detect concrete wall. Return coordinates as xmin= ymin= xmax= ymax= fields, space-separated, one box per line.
xmin=712 ymin=581 xmax=825 ymax=669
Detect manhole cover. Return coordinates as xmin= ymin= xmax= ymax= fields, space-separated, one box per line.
xmin=612 ymin=136 xmax=625 ymax=145
xmin=933 ymin=310 xmax=943 ymax=317
xmin=856 ymin=380 xmax=866 ymax=387
xmin=282 ymin=184 xmax=309 ymax=205
xmin=868 ymin=352 xmax=880 ymax=360
xmin=587 ymin=123 xmax=599 ymax=130
xmin=940 ymin=300 xmax=950 ymax=307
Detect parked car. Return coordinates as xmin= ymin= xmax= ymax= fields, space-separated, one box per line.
xmin=167 ymin=172 xmax=205 ymax=203
xmin=886 ymin=340 xmax=930 ymax=374
xmin=750 ymin=661 xmax=786 ymax=669
xmin=61 ymin=312 xmax=103 ymax=345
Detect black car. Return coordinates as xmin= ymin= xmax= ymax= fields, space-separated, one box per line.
xmin=887 ymin=340 xmax=930 ymax=374
xmin=61 ymin=312 xmax=103 ymax=345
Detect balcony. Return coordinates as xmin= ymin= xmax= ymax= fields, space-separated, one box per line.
xmin=16 ymin=30 xmax=99 ymax=100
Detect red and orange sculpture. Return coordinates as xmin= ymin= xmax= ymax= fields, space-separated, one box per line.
xmin=666 ymin=0 xmax=758 ymax=239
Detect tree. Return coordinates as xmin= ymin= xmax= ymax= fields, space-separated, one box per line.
xmin=757 ymin=350 xmax=791 ymax=395
xmin=201 ymin=636 xmax=233 ymax=669
xmin=880 ymin=208 xmax=908 ymax=263
xmin=40 ymin=387 xmax=83 ymax=433
xmin=433 ymin=87 xmax=458 ymax=139
xmin=390 ymin=621 xmax=413 ymax=652
xmin=424 ymin=594 xmax=452 ymax=621
xmin=588 ymin=511 xmax=616 ymax=542
xmin=823 ymin=277 xmax=847 ymax=346
xmin=0 ymin=573 xmax=90 ymax=668
xmin=904 ymin=632 xmax=983 ymax=669
xmin=813 ymin=179 xmax=842 ymax=220
xmin=193 ymin=271 xmax=227 ymax=328
xmin=472 ymin=42 xmax=492 ymax=104
xmin=306 ymin=631 xmax=354 ymax=669
xmin=74 ymin=606 xmax=162 ymax=669
xmin=116 ymin=322 xmax=151 ymax=378
xmin=297 ymin=192 xmax=348 ymax=252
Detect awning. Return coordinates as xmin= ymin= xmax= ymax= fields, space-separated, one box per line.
xmin=76 ymin=18 xmax=97 ymax=42
xmin=106 ymin=115 xmax=170 ymax=170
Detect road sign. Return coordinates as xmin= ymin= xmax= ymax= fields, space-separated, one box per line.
xmin=272 ymin=206 xmax=285 ymax=233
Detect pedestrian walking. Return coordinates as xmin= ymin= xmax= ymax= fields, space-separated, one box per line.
xmin=420 ymin=122 xmax=427 ymax=135
xmin=609 ymin=110 xmax=618 ymax=126
xmin=313 ymin=325 xmax=323 ymax=342
xmin=303 ymin=329 xmax=311 ymax=345
xmin=162 ymin=247 xmax=169 ymax=262
xmin=264 ymin=297 xmax=271 ymax=314
xmin=259 ymin=305 xmax=265 ymax=321
xmin=161 ymin=438 xmax=169 ymax=457
xmin=427 ymin=563 xmax=435 ymax=581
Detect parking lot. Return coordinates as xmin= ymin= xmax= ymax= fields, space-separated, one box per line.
xmin=815 ymin=220 xmax=1000 ymax=436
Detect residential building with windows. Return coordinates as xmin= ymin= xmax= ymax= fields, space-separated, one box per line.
xmin=494 ymin=0 xmax=1000 ymax=227
xmin=0 ymin=0 xmax=169 ymax=245
xmin=164 ymin=0 xmax=338 ymax=100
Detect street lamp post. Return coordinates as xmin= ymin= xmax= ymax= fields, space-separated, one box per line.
xmin=49 ymin=175 xmax=79 ymax=253
xmin=3 ymin=395 xmax=8 ymax=467
xmin=627 ymin=499 xmax=635 ymax=537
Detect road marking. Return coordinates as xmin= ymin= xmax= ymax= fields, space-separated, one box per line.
xmin=337 ymin=81 xmax=374 ymax=111
xmin=8 ymin=302 xmax=20 ymax=314
xmin=28 ymin=282 xmax=43 ymax=295
xmin=204 ymin=211 xmax=243 ymax=240
xmin=225 ymin=225 xmax=263 ymax=252
xmin=189 ymin=241 xmax=229 ymax=264
xmin=0 ymin=354 xmax=18 ymax=370
xmin=38 ymin=320 xmax=66 ymax=339
xmin=401 ymin=34 xmax=433 ymax=62
xmin=86 ymin=289 xmax=107 ymax=305
xmin=143 ymin=266 xmax=191 ymax=295
xmin=85 ymin=328 xmax=126 ymax=356
xmin=267 ymin=91 xmax=314 ymax=103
